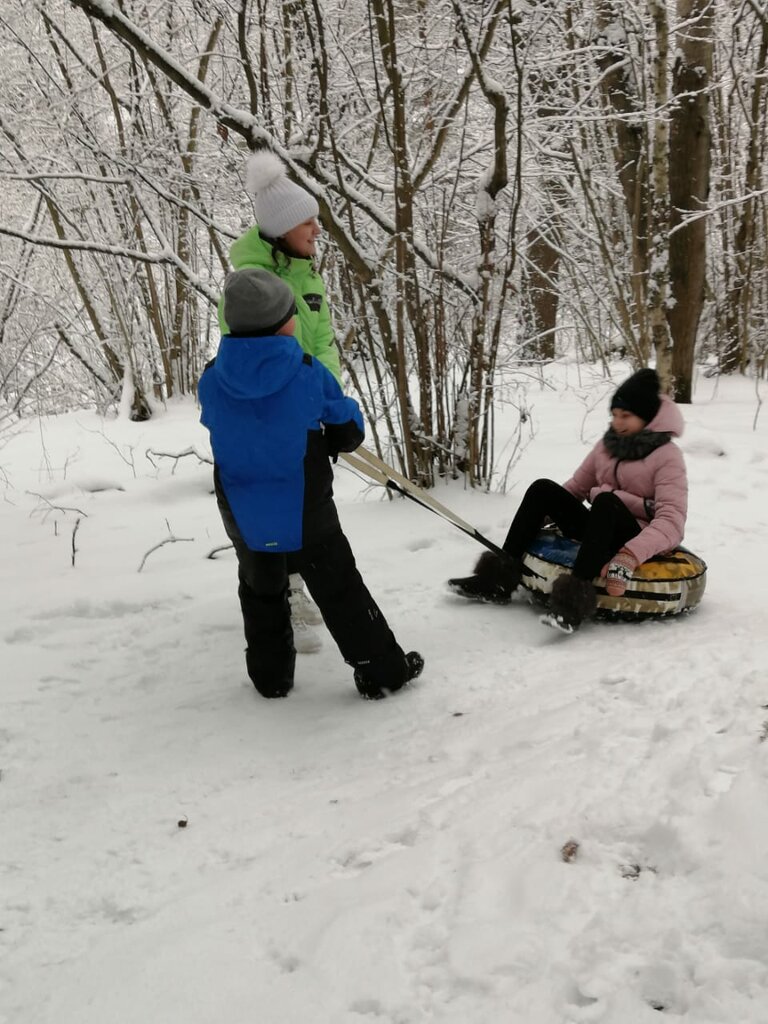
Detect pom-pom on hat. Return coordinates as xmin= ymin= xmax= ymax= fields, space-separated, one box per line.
xmin=611 ymin=368 xmax=661 ymax=425
xmin=245 ymin=150 xmax=319 ymax=239
xmin=223 ymin=268 xmax=296 ymax=337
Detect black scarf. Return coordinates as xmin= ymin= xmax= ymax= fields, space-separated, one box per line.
xmin=602 ymin=427 xmax=672 ymax=461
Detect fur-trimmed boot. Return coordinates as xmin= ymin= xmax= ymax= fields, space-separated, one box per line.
xmin=447 ymin=551 xmax=523 ymax=606
xmin=541 ymin=573 xmax=597 ymax=634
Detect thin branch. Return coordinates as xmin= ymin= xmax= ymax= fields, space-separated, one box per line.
xmin=668 ymin=188 xmax=768 ymax=235
xmin=138 ymin=529 xmax=194 ymax=572
xmin=144 ymin=446 xmax=213 ymax=471
xmin=66 ymin=0 xmax=271 ymax=142
xmin=206 ymin=543 xmax=233 ymax=559
xmin=71 ymin=517 xmax=82 ymax=567
xmin=28 ymin=492 xmax=89 ymax=519
xmin=0 ymin=226 xmax=177 ymax=265
xmin=0 ymin=172 xmax=130 ymax=185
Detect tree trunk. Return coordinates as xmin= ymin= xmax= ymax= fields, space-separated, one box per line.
xmin=648 ymin=0 xmax=674 ymax=387
xmin=719 ymin=12 xmax=767 ymax=375
xmin=522 ymin=220 xmax=561 ymax=361
xmin=667 ymin=0 xmax=714 ymax=401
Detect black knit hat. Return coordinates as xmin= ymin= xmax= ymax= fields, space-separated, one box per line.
xmin=611 ymin=368 xmax=661 ymax=425
xmin=223 ymin=268 xmax=296 ymax=336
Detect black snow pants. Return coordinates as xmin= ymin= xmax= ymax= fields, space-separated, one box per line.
xmin=502 ymin=478 xmax=641 ymax=580
xmin=217 ymin=492 xmax=407 ymax=696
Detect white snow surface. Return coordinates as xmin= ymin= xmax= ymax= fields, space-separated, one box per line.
xmin=2 ymin=363 xmax=768 ymax=1024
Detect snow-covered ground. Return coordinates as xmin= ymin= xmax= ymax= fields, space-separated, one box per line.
xmin=2 ymin=362 xmax=767 ymax=1024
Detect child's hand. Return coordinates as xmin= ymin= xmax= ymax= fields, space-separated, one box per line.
xmin=602 ymin=548 xmax=638 ymax=597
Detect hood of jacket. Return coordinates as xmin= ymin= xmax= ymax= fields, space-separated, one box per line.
xmin=213 ymin=334 xmax=305 ymax=400
xmin=645 ymin=394 xmax=684 ymax=437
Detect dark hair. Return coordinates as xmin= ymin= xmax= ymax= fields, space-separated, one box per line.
xmin=260 ymin=230 xmax=318 ymax=276
xmin=258 ymin=232 xmax=292 ymax=270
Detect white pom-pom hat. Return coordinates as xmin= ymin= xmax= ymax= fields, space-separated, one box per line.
xmin=245 ymin=150 xmax=319 ymax=239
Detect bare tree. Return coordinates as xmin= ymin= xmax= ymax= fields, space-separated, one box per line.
xmin=0 ymin=0 xmax=765 ymax=485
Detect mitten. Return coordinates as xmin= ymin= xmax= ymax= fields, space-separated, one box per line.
xmin=603 ymin=547 xmax=638 ymax=597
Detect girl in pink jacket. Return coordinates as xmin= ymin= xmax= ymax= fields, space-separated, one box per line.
xmin=448 ymin=369 xmax=688 ymax=633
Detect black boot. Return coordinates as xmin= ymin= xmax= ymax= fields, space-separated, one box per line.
xmin=542 ymin=574 xmax=597 ymax=634
xmin=447 ymin=551 xmax=523 ymax=605
xmin=355 ymin=650 xmax=424 ymax=701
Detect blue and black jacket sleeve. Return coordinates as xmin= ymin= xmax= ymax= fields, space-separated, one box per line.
xmin=317 ymin=363 xmax=365 ymax=456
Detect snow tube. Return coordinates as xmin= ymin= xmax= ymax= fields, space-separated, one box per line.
xmin=521 ymin=529 xmax=707 ymax=620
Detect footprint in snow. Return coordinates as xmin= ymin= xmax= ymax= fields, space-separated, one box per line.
xmin=406 ymin=537 xmax=435 ymax=552
xmin=331 ymin=827 xmax=419 ymax=877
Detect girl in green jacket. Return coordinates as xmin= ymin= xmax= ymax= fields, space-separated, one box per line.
xmin=218 ymin=151 xmax=343 ymax=648
xmin=217 ymin=151 xmax=341 ymax=382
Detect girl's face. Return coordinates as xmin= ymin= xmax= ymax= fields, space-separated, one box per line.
xmin=610 ymin=408 xmax=647 ymax=435
xmin=280 ymin=217 xmax=321 ymax=258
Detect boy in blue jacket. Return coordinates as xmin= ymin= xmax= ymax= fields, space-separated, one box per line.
xmin=199 ymin=268 xmax=423 ymax=700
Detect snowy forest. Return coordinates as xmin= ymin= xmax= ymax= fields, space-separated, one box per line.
xmin=1 ymin=0 xmax=766 ymax=486
xmin=5 ymin=5 xmax=768 ymax=1022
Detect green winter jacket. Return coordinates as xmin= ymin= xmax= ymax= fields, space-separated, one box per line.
xmin=217 ymin=227 xmax=341 ymax=382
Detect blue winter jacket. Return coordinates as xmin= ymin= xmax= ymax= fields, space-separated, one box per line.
xmin=198 ymin=333 xmax=364 ymax=552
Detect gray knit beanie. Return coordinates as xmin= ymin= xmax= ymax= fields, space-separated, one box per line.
xmin=245 ymin=150 xmax=319 ymax=239
xmin=223 ymin=269 xmax=296 ymax=336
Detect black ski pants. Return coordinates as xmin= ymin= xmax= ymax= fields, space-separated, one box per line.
xmin=502 ymin=478 xmax=640 ymax=580
xmin=227 ymin=524 xmax=407 ymax=696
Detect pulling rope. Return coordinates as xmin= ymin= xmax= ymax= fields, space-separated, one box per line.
xmin=340 ymin=447 xmax=506 ymax=558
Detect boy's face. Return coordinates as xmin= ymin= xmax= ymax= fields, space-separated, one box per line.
xmin=276 ymin=316 xmax=297 ymax=336
xmin=280 ymin=217 xmax=321 ymax=258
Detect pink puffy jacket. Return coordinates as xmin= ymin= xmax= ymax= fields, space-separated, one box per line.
xmin=562 ymin=395 xmax=687 ymax=566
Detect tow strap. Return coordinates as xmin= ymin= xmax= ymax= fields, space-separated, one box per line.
xmin=340 ymin=447 xmax=506 ymax=558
